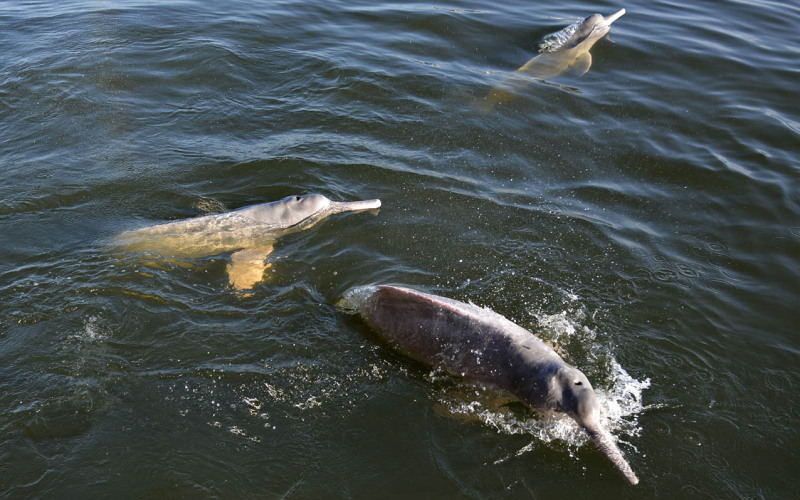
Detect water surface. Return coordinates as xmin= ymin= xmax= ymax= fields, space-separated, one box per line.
xmin=1 ymin=0 xmax=798 ymax=498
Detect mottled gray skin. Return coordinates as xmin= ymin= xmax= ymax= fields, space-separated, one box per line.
xmin=483 ymin=9 xmax=625 ymax=108
xmin=115 ymin=194 xmax=381 ymax=258
xmin=114 ymin=194 xmax=380 ymax=289
xmin=358 ymin=285 xmax=639 ymax=485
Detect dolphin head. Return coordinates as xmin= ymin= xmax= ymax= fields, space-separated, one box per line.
xmin=556 ymin=365 xmax=639 ymax=485
xmin=555 ymin=365 xmax=600 ymax=427
xmin=575 ymin=9 xmax=625 ymax=46
xmin=538 ymin=9 xmax=625 ymax=54
xmin=240 ymin=194 xmax=381 ymax=229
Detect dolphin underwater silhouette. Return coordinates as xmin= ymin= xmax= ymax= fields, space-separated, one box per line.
xmin=113 ymin=194 xmax=381 ymax=290
xmin=343 ymin=285 xmax=639 ymax=485
xmin=483 ymin=9 xmax=626 ymax=107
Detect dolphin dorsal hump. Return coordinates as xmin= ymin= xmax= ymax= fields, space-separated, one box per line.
xmin=538 ymin=14 xmax=604 ymax=53
xmin=538 ymin=19 xmax=582 ymax=53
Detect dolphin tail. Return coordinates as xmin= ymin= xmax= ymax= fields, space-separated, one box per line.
xmin=586 ymin=428 xmax=639 ymax=485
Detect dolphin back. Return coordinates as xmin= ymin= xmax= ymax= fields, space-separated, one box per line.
xmin=359 ymin=286 xmax=562 ymax=392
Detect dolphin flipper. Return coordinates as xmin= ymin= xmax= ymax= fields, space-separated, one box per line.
xmin=226 ymin=245 xmax=274 ymax=290
xmin=571 ymin=52 xmax=592 ymax=76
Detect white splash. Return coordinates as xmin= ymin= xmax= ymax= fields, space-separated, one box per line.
xmin=597 ymin=360 xmax=651 ymax=439
xmin=294 ymin=395 xmax=322 ymax=410
xmin=71 ymin=315 xmax=107 ymax=341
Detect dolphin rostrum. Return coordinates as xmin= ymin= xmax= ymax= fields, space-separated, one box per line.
xmin=113 ymin=194 xmax=381 ymax=290
xmin=483 ymin=9 xmax=625 ymax=107
xmin=345 ymin=285 xmax=639 ymax=485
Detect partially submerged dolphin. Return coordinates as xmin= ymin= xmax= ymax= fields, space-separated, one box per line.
xmin=346 ymin=285 xmax=639 ymax=485
xmin=483 ymin=9 xmax=626 ymax=107
xmin=113 ymin=194 xmax=381 ymax=290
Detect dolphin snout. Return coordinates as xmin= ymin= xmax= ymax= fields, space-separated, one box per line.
xmin=604 ymin=8 xmax=626 ymax=25
xmin=586 ymin=426 xmax=639 ymax=485
xmin=331 ymin=199 xmax=382 ymax=213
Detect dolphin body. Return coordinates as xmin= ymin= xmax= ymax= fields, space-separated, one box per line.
xmin=347 ymin=285 xmax=639 ymax=485
xmin=483 ymin=9 xmax=625 ymax=107
xmin=113 ymin=194 xmax=381 ymax=290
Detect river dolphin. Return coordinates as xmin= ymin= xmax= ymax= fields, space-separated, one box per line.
xmin=483 ymin=9 xmax=626 ymax=108
xmin=347 ymin=285 xmax=639 ymax=485
xmin=113 ymin=194 xmax=381 ymax=290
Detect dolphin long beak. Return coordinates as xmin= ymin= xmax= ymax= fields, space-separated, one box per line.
xmin=603 ymin=8 xmax=626 ymax=26
xmin=330 ymin=199 xmax=382 ymax=213
xmin=586 ymin=427 xmax=639 ymax=485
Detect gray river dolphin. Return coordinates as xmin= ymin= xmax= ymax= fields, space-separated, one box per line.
xmin=483 ymin=9 xmax=625 ymax=108
xmin=348 ymin=285 xmax=639 ymax=485
xmin=113 ymin=194 xmax=381 ymax=290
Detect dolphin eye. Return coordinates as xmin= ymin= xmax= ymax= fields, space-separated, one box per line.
xmin=295 ymin=196 xmax=302 ymax=201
